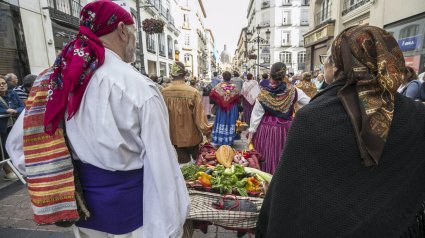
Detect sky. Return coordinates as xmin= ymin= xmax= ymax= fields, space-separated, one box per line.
xmin=202 ymin=0 xmax=249 ymax=60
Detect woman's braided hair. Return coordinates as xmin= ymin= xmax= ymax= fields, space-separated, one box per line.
xmin=270 ymin=62 xmax=287 ymax=81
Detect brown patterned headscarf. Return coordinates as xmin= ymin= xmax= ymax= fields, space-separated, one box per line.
xmin=332 ymin=25 xmax=406 ymax=166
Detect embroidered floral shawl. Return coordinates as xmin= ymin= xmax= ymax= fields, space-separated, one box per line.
xmin=44 ymin=1 xmax=134 ymax=135
xmin=241 ymin=80 xmax=261 ymax=105
xmin=209 ymin=82 xmax=241 ymax=113
xmin=296 ymin=81 xmax=318 ymax=99
xmin=257 ymin=82 xmax=297 ymax=120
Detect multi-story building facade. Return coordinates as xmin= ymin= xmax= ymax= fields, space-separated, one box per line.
xmin=0 ymin=0 xmax=184 ymax=79
xmin=179 ymin=0 xmax=208 ymax=78
xmin=304 ymin=0 xmax=425 ymax=73
xmin=205 ymin=28 xmax=215 ymax=78
xmin=246 ymin=0 xmax=310 ymax=77
xmin=234 ymin=27 xmax=248 ymax=73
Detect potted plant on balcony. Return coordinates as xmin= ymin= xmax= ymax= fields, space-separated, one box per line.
xmin=248 ymin=54 xmax=257 ymax=60
xmin=142 ymin=18 xmax=165 ymax=34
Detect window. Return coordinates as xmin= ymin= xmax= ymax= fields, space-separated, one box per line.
xmin=262 ymin=12 xmax=270 ymax=27
xmin=283 ymin=11 xmax=291 ymax=25
xmin=159 ymin=33 xmax=166 ymax=56
xmin=280 ymin=51 xmax=292 ymax=64
xmin=321 ymin=0 xmax=331 ymax=22
xmin=301 ymin=11 xmax=309 ymax=25
xmin=147 ymin=34 xmax=156 ymax=52
xmin=281 ymin=31 xmax=290 ymax=45
xmin=160 ymin=62 xmax=167 ymax=76
xmin=184 ymin=35 xmax=190 ymax=46
xmin=400 ymin=25 xmax=419 ymax=39
xmin=298 ymin=51 xmax=306 ymax=63
xmin=183 ymin=14 xmax=190 ymax=28
xmin=167 ymin=36 xmax=173 ymax=59
xmin=184 ymin=54 xmax=191 ymax=66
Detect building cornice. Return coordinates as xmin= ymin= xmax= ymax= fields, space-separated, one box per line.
xmin=206 ymin=29 xmax=215 ymax=41
xmin=198 ymin=0 xmax=207 ymax=18
xmin=247 ymin=0 xmax=255 ymax=18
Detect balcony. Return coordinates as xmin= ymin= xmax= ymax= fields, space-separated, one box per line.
xmin=47 ymin=0 xmax=82 ymax=27
xmin=300 ymin=19 xmax=309 ymax=26
xmin=281 ymin=41 xmax=291 ymax=47
xmin=147 ymin=39 xmax=156 ymax=53
xmin=342 ymin=0 xmax=370 ymax=16
xmin=301 ymin=0 xmax=310 ymax=6
xmin=315 ymin=5 xmax=332 ymax=26
xmin=282 ymin=0 xmax=292 ymax=6
xmin=159 ymin=44 xmax=166 ymax=57
xmin=160 ymin=5 xmax=168 ymax=21
xmin=146 ymin=0 xmax=160 ymax=15
xmin=261 ymin=1 xmax=270 ymax=9
xmin=260 ymin=21 xmax=270 ymax=27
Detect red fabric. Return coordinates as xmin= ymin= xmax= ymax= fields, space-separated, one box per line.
xmin=44 ymin=0 xmax=134 ymax=135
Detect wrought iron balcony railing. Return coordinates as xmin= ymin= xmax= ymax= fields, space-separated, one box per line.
xmin=160 ymin=5 xmax=168 ymax=20
xmin=342 ymin=0 xmax=370 ymax=16
xmin=315 ymin=5 xmax=332 ymax=26
xmin=300 ymin=19 xmax=309 ymax=26
xmin=47 ymin=0 xmax=82 ymax=27
xmin=260 ymin=21 xmax=270 ymax=27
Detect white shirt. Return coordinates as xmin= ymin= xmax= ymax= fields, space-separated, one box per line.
xmin=6 ymin=49 xmax=190 ymax=238
xmin=248 ymin=88 xmax=310 ymax=133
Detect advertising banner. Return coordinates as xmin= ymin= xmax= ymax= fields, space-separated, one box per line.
xmin=404 ymin=55 xmax=421 ymax=72
xmin=397 ymin=35 xmax=422 ymax=51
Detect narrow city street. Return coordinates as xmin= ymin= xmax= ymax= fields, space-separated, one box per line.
xmin=0 ymin=117 xmax=253 ymax=238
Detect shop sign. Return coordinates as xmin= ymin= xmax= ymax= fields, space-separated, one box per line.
xmin=242 ymin=64 xmax=247 ymax=71
xmin=261 ymin=46 xmax=270 ymax=57
xmin=113 ymin=0 xmax=131 ymax=13
xmin=304 ymin=26 xmax=328 ymax=46
xmin=404 ymin=55 xmax=421 ymax=72
xmin=398 ymin=35 xmax=422 ymax=51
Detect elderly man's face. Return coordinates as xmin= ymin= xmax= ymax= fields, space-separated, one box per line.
xmin=11 ymin=75 xmax=18 ymax=85
xmin=124 ymin=24 xmax=137 ymax=63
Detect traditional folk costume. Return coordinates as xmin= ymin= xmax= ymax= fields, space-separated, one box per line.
xmin=6 ymin=2 xmax=190 ymax=238
xmin=249 ymin=82 xmax=310 ymax=174
xmin=200 ymin=79 xmax=213 ymax=116
xmin=241 ymin=79 xmax=261 ymax=125
xmin=209 ymin=81 xmax=241 ymax=145
xmin=257 ymin=26 xmax=425 ymax=237
xmin=295 ymin=81 xmax=317 ymax=99
xmin=294 ymin=81 xmax=317 ymax=113
xmin=162 ymin=63 xmax=213 ymax=165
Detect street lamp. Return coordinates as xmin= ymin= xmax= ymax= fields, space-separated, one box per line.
xmin=246 ymin=25 xmax=270 ymax=80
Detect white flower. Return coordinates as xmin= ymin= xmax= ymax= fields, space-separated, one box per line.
xmin=48 ymin=90 xmax=53 ymax=95
xmin=78 ymin=51 xmax=84 ymax=57
xmin=74 ymin=49 xmax=79 ymax=52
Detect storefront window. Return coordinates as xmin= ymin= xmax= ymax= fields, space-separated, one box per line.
xmin=160 ymin=62 xmax=167 ymax=76
xmin=385 ymin=13 xmax=425 ymax=74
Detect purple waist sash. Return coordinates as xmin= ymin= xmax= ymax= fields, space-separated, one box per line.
xmin=74 ymin=160 xmax=143 ymax=235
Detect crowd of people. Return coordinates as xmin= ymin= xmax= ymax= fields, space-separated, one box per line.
xmin=1 ymin=1 xmax=425 ymax=237
xmin=0 ymin=73 xmax=35 ymax=180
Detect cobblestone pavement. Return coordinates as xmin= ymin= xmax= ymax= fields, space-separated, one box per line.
xmin=0 ymin=115 xmax=251 ymax=237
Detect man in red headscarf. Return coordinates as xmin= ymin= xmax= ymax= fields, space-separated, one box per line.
xmin=6 ymin=1 xmax=190 ymax=237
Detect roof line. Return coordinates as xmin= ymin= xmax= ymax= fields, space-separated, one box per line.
xmin=206 ymin=29 xmax=215 ymax=41
xmin=198 ymin=0 xmax=207 ymax=18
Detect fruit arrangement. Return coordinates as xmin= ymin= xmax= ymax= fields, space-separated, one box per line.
xmin=235 ymin=120 xmax=249 ymax=133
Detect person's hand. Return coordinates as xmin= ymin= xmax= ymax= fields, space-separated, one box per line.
xmin=6 ymin=109 xmax=17 ymax=114
xmin=246 ymin=138 xmax=251 ymax=148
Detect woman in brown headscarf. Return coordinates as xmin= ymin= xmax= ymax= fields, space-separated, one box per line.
xmin=256 ymin=25 xmax=425 ymax=237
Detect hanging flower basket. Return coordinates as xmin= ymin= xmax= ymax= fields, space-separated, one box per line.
xmin=142 ymin=18 xmax=165 ymax=34
xmin=248 ymin=54 xmax=257 ymax=60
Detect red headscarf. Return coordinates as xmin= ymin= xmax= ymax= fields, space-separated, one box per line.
xmin=44 ymin=0 xmax=134 ymax=135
